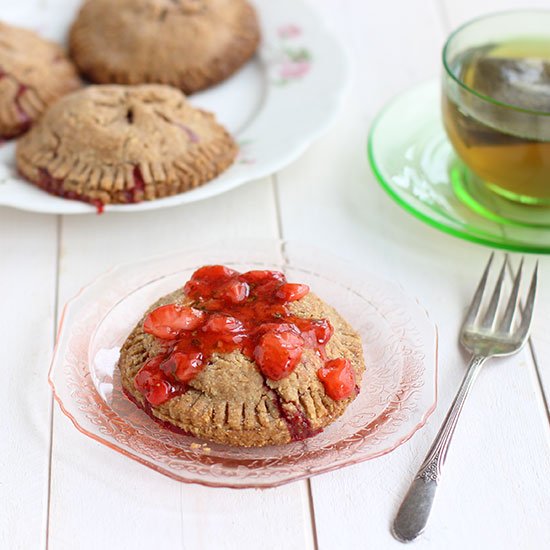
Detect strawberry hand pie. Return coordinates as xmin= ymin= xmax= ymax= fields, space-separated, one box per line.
xmin=15 ymin=84 xmax=237 ymax=209
xmin=69 ymin=0 xmax=260 ymax=94
xmin=118 ymin=265 xmax=366 ymax=447
xmin=0 ymin=21 xmax=80 ymax=138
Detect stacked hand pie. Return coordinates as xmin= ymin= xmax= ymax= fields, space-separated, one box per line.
xmin=3 ymin=0 xmax=261 ymax=206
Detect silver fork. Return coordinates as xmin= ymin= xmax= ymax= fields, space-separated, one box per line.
xmin=392 ymin=253 xmax=538 ymax=543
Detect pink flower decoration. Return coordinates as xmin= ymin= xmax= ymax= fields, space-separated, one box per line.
xmin=278 ymin=24 xmax=302 ymax=39
xmin=280 ymin=61 xmax=310 ymax=80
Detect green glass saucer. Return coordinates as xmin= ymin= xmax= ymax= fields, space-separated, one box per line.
xmin=368 ymin=79 xmax=550 ymax=254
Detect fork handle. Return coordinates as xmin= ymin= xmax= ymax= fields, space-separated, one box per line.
xmin=392 ymin=355 xmax=487 ymax=542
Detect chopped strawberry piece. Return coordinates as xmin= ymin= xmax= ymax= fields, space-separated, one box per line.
xmin=312 ymin=319 xmax=334 ymax=344
xmin=218 ymin=279 xmax=250 ymax=304
xmin=299 ymin=319 xmax=334 ymax=346
xmin=240 ymin=270 xmax=286 ymax=285
xmin=136 ymin=356 xmax=163 ymax=373
xmin=203 ymin=313 xmax=243 ymax=333
xmin=183 ymin=279 xmax=205 ymax=297
xmin=254 ymin=330 xmax=304 ymax=380
xmin=276 ymin=283 xmax=310 ymax=302
xmin=144 ymin=380 xmax=172 ymax=405
xmin=203 ymin=313 xmax=244 ymax=336
xmin=255 ymin=322 xmax=299 ymax=336
xmin=161 ymin=351 xmax=204 ymax=383
xmin=317 ymin=358 xmax=356 ymax=400
xmin=185 ymin=266 xmax=238 ymax=299
xmin=191 ymin=265 xmax=238 ymax=282
xmin=135 ymin=357 xmax=173 ymax=405
xmin=143 ymin=304 xmax=205 ymax=339
xmin=200 ymin=299 xmax=224 ymax=311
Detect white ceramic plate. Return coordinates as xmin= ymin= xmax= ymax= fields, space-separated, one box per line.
xmin=0 ymin=0 xmax=350 ymax=214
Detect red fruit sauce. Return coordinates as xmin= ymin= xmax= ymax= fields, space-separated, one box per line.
xmin=133 ymin=266 xmax=357 ymax=438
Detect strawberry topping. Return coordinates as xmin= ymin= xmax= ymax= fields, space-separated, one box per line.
xmin=276 ymin=283 xmax=310 ymax=302
xmin=161 ymin=351 xmax=204 ymax=383
xmin=143 ymin=304 xmax=205 ymax=340
xmin=317 ymin=358 xmax=356 ymax=400
xmin=134 ymin=356 xmax=178 ymax=406
xmin=217 ymin=279 xmax=250 ymax=304
xmin=133 ymin=266 xmax=356 ymax=406
xmin=254 ymin=329 xmax=304 ymax=381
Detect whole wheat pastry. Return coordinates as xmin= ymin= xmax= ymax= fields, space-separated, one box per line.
xmin=15 ymin=84 xmax=238 ymax=209
xmin=118 ymin=266 xmax=366 ymax=447
xmin=0 ymin=21 xmax=80 ymax=138
xmin=69 ymin=0 xmax=261 ymax=94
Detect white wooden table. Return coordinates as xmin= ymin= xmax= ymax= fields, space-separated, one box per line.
xmin=2 ymin=0 xmax=550 ymax=548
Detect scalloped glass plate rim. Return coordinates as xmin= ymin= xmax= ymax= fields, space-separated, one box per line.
xmin=48 ymin=241 xmax=438 ymax=488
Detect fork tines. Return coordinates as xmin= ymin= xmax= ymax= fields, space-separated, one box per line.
xmin=462 ymin=253 xmax=538 ymax=337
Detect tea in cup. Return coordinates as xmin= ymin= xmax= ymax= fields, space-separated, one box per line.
xmin=442 ymin=11 xmax=550 ymax=205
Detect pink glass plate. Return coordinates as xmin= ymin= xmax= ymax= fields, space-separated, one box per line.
xmin=49 ymin=240 xmax=438 ymax=488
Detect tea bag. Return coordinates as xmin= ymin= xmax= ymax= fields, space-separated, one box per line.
xmin=449 ymin=48 xmax=550 ymax=146
xmin=472 ymin=57 xmax=550 ymax=112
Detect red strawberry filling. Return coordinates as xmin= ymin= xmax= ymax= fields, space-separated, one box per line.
xmin=173 ymin=122 xmax=200 ymax=143
xmin=272 ymin=392 xmax=322 ymax=441
xmin=31 ymin=164 xmax=150 ymax=213
xmin=36 ymin=168 xmax=105 ymax=213
xmin=14 ymin=85 xmax=31 ymax=128
xmin=134 ymin=265 xmax=357 ymax=423
xmin=0 ymin=68 xmax=32 ymax=137
xmin=121 ymin=386 xmax=192 ymax=437
xmin=122 ymin=166 xmax=146 ymax=203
